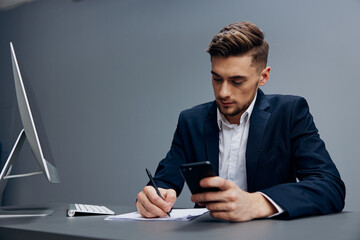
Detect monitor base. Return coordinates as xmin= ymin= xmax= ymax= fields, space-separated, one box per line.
xmin=0 ymin=206 xmax=53 ymax=218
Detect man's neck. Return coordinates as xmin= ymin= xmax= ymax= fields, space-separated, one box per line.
xmin=225 ymin=113 xmax=243 ymax=125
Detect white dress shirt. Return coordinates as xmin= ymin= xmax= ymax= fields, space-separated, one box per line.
xmin=217 ymin=93 xmax=284 ymax=217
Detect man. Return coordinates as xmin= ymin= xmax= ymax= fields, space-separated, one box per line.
xmin=136 ymin=22 xmax=345 ymax=221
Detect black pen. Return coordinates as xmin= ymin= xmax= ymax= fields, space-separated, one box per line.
xmin=145 ymin=168 xmax=171 ymax=217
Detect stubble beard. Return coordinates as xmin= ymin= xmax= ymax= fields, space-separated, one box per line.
xmin=216 ymin=99 xmax=251 ymax=118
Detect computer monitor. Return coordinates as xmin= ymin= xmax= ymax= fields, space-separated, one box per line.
xmin=0 ymin=42 xmax=60 ymax=217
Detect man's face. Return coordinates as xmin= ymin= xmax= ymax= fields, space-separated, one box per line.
xmin=211 ymin=54 xmax=270 ymax=124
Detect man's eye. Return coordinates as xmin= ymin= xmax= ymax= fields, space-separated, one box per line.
xmin=213 ymin=78 xmax=222 ymax=82
xmin=232 ymin=81 xmax=243 ymax=85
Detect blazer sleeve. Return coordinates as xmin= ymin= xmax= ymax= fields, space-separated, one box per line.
xmin=149 ymin=113 xmax=187 ymax=196
xmin=261 ymin=97 xmax=346 ymax=219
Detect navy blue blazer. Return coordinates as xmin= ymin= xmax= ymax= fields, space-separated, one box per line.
xmin=153 ymin=89 xmax=345 ymax=219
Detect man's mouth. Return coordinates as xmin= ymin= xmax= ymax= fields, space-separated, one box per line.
xmin=220 ymin=100 xmax=234 ymax=107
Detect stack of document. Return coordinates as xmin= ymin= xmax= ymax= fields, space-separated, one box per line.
xmin=105 ymin=208 xmax=209 ymax=222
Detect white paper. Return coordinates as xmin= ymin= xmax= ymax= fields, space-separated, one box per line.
xmin=105 ymin=208 xmax=209 ymax=222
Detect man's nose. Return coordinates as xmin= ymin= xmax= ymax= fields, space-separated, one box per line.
xmin=219 ymin=81 xmax=231 ymax=98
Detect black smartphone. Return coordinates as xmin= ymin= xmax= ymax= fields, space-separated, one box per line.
xmin=179 ymin=161 xmax=219 ymax=194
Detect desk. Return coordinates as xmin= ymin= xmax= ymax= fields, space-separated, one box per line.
xmin=0 ymin=204 xmax=359 ymax=240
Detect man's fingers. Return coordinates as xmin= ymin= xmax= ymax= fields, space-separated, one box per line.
xmin=191 ymin=177 xmax=224 ymax=203
xmin=209 ymin=210 xmax=242 ymax=222
xmin=136 ymin=200 xmax=157 ymax=218
xmin=205 ymin=200 xmax=248 ymax=222
xmin=191 ymin=178 xmax=242 ymax=204
xmin=160 ymin=188 xmax=177 ymax=207
xmin=143 ymin=186 xmax=172 ymax=212
xmin=137 ymin=187 xmax=169 ymax=217
xmin=200 ymin=177 xmax=234 ymax=191
xmin=205 ymin=201 xmax=236 ymax=212
xmin=137 ymin=191 xmax=165 ymax=217
xmin=191 ymin=190 xmax=224 ymax=203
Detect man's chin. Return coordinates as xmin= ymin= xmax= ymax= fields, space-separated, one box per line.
xmin=219 ymin=107 xmax=239 ymax=117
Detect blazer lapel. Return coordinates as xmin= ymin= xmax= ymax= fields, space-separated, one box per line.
xmin=246 ymin=89 xmax=271 ymax=192
xmin=204 ymin=101 xmax=220 ymax=175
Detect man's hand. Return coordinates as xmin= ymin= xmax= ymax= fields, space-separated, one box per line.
xmin=190 ymin=177 xmax=277 ymax=222
xmin=136 ymin=186 xmax=176 ymax=218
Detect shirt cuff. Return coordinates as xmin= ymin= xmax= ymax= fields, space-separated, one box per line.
xmin=258 ymin=192 xmax=285 ymax=218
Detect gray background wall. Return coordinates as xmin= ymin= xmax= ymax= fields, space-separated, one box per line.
xmin=0 ymin=0 xmax=359 ymax=211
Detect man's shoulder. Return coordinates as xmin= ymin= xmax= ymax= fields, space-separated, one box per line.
xmin=179 ymin=101 xmax=216 ymax=121
xmin=181 ymin=101 xmax=215 ymax=115
xmin=261 ymin=92 xmax=307 ymax=109
xmin=264 ymin=92 xmax=303 ymax=102
xmin=258 ymin=91 xmax=312 ymax=118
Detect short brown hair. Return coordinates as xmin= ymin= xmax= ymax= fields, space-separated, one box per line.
xmin=207 ymin=22 xmax=269 ymax=71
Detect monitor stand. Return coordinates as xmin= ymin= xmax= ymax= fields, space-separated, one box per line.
xmin=0 ymin=206 xmax=53 ymax=218
xmin=0 ymin=130 xmax=53 ymax=218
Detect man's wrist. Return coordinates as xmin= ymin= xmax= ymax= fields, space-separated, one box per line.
xmin=251 ymin=192 xmax=278 ymax=219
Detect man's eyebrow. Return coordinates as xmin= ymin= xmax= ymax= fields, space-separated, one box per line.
xmin=229 ymin=75 xmax=247 ymax=80
xmin=211 ymin=71 xmax=247 ymax=80
xmin=211 ymin=71 xmax=221 ymax=77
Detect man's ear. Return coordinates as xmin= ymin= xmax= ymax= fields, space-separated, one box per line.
xmin=259 ymin=67 xmax=270 ymax=86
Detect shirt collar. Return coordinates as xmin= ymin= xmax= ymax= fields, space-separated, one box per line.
xmin=217 ymin=92 xmax=258 ymax=130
